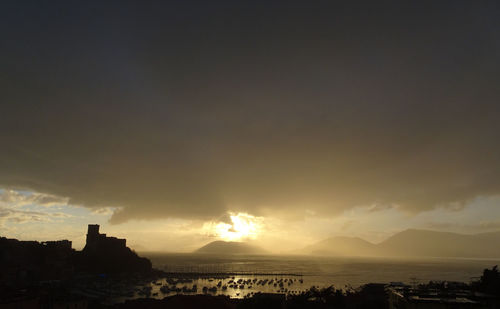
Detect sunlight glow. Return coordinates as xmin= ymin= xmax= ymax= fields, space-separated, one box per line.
xmin=206 ymin=212 xmax=263 ymax=241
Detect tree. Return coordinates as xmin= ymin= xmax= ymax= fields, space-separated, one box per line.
xmin=479 ymin=265 xmax=500 ymax=296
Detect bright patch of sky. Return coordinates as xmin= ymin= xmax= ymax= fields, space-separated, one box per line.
xmin=0 ymin=188 xmax=113 ymax=249
xmin=1 ymin=188 xmax=500 ymax=253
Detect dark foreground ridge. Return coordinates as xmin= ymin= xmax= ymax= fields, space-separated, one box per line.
xmin=0 ymin=224 xmax=152 ymax=285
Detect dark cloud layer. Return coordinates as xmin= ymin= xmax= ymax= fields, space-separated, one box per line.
xmin=1 ymin=1 xmax=499 ymax=223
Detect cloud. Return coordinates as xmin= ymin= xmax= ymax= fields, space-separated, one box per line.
xmin=0 ymin=189 xmax=69 ymax=207
xmin=0 ymin=208 xmax=47 ymax=223
xmin=0 ymin=189 xmax=73 ymax=225
xmin=0 ymin=207 xmax=72 ymax=224
xmin=91 ymin=207 xmax=117 ymax=216
xmin=478 ymin=221 xmax=500 ymax=230
xmin=425 ymin=220 xmax=500 ymax=234
xmin=0 ymin=2 xmax=499 ymax=223
xmin=340 ymin=220 xmax=355 ymax=231
xmin=366 ymin=204 xmax=399 ymax=213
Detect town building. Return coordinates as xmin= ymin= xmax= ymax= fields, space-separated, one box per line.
xmin=84 ymin=224 xmax=126 ymax=250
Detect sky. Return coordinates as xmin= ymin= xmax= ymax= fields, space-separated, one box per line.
xmin=1 ymin=1 xmax=500 ymax=253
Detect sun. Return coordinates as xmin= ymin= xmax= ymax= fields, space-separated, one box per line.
xmin=212 ymin=213 xmax=262 ymax=242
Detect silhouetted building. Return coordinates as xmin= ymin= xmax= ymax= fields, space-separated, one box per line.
xmin=84 ymin=224 xmax=126 ymax=250
xmin=0 ymin=237 xmax=74 ymax=286
xmin=86 ymin=224 xmax=100 ymax=244
xmin=1 ymin=225 xmax=152 ymax=286
xmin=42 ymin=240 xmax=72 ymax=251
xmin=75 ymin=225 xmax=151 ymax=274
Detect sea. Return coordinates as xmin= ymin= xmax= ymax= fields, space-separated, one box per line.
xmin=120 ymin=253 xmax=500 ymax=300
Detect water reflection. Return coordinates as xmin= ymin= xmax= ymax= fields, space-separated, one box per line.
xmin=107 ymin=274 xmax=307 ymax=304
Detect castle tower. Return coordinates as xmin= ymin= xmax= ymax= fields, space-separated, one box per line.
xmin=86 ymin=224 xmax=100 ymax=247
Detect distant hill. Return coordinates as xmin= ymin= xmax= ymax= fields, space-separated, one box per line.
xmin=195 ymin=241 xmax=267 ymax=255
xmin=302 ymin=236 xmax=377 ymax=256
xmin=378 ymin=229 xmax=500 ymax=258
xmin=304 ymin=229 xmax=500 ymax=259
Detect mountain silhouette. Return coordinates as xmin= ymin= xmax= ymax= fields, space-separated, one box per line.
xmin=195 ymin=241 xmax=267 ymax=255
xmin=304 ymin=229 xmax=500 ymax=259
xmin=302 ymin=236 xmax=377 ymax=256
xmin=378 ymin=229 xmax=500 ymax=258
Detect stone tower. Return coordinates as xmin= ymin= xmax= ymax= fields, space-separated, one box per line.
xmin=86 ymin=224 xmax=100 ymax=247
